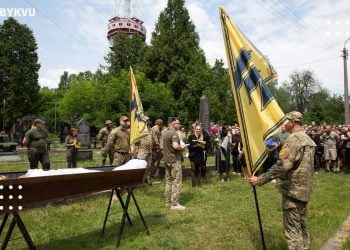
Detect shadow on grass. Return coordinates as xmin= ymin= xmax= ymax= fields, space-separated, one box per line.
xmin=179 ymin=190 xmax=195 ymax=205
xmin=34 ymin=212 xmax=166 ymax=250
xmin=247 ymin=223 xmax=287 ymax=250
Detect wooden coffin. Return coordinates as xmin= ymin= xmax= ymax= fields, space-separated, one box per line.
xmin=0 ymin=167 xmax=147 ymax=214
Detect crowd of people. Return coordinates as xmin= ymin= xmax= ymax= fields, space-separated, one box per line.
xmin=22 ymin=115 xmax=349 ymax=214
xmin=21 ymin=111 xmax=349 ymax=249
xmin=204 ymin=121 xmax=350 ymax=177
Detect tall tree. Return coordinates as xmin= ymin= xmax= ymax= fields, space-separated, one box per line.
xmin=305 ymin=88 xmax=344 ymax=124
xmin=144 ymin=0 xmax=208 ymax=122
xmin=96 ymin=70 xmax=175 ymax=127
xmin=203 ymin=59 xmax=236 ymax=124
xmin=37 ymin=87 xmax=60 ymax=132
xmin=269 ymin=80 xmax=293 ymax=113
xmin=58 ymin=80 xmax=96 ymax=125
xmin=106 ymin=34 xmax=147 ymax=75
xmin=58 ymin=71 xmax=69 ymax=91
xmin=283 ymin=70 xmax=320 ymax=113
xmin=0 ymin=17 xmax=40 ymax=126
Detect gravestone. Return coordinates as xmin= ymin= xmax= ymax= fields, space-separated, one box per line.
xmin=12 ymin=124 xmax=25 ymax=143
xmin=199 ymin=95 xmax=212 ymax=154
xmin=76 ymin=119 xmax=93 ymax=161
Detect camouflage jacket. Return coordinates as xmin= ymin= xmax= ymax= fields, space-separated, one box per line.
xmin=97 ymin=127 xmax=112 ymax=146
xmin=134 ymin=131 xmax=153 ymax=160
xmin=258 ymin=129 xmax=316 ymax=202
xmin=106 ymin=126 xmax=130 ymax=153
xmin=320 ymin=131 xmax=339 ymax=148
xmin=151 ymin=125 xmax=162 ymax=151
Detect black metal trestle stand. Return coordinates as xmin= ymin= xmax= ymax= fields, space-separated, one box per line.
xmin=101 ymin=187 xmax=149 ymax=247
xmin=0 ymin=212 xmax=36 ymax=250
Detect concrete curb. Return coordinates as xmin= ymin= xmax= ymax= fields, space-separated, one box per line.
xmin=320 ymin=215 xmax=350 ymax=250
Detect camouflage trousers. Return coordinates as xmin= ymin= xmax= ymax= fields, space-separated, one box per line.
xmin=136 ymin=153 xmax=152 ymax=183
xmin=164 ymin=161 xmax=182 ymax=206
xmin=28 ymin=148 xmax=50 ymax=170
xmin=101 ymin=147 xmax=114 ymax=166
xmin=112 ymin=151 xmax=131 ymax=167
xmin=282 ymin=195 xmax=310 ymax=250
xmin=66 ymin=148 xmax=78 ymax=168
xmin=147 ymin=151 xmax=162 ymax=183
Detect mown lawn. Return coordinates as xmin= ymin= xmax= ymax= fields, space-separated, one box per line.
xmin=343 ymin=238 xmax=350 ymax=250
xmin=0 ymin=166 xmax=349 ymax=249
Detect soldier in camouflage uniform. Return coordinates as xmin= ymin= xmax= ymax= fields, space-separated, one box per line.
xmin=320 ymin=125 xmax=339 ymax=172
xmin=249 ymin=111 xmax=316 ymax=250
xmin=147 ymin=119 xmax=163 ymax=183
xmin=163 ymin=117 xmax=186 ymax=211
xmin=23 ymin=119 xmax=50 ymax=170
xmin=98 ymin=120 xmax=114 ymax=166
xmin=131 ymin=117 xmax=153 ymax=182
xmin=106 ymin=116 xmax=131 ymax=166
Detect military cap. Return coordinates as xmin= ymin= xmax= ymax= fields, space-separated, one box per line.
xmin=105 ymin=120 xmax=112 ymax=125
xmin=33 ymin=119 xmax=45 ymax=125
xmin=286 ymin=111 xmax=303 ymax=122
xmin=119 ymin=115 xmax=129 ymax=122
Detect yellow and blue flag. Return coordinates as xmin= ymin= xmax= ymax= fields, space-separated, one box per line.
xmin=129 ymin=66 xmax=148 ymax=145
xmin=219 ymin=8 xmax=286 ymax=176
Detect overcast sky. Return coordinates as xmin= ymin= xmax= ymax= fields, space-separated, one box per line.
xmin=1 ymin=0 xmax=349 ymax=94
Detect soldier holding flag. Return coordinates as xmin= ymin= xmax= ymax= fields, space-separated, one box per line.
xmin=249 ymin=112 xmax=316 ymax=250
xmin=219 ymin=8 xmax=315 ymax=249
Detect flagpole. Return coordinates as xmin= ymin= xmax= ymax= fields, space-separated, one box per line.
xmin=252 ymin=185 xmax=266 ymax=250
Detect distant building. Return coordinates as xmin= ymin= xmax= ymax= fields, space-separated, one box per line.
xmin=107 ymin=0 xmax=146 ymax=42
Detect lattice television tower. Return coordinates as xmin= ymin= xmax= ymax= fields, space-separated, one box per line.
xmin=107 ymin=0 xmax=146 ymax=42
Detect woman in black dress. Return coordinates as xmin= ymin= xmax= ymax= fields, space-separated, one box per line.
xmin=188 ymin=124 xmax=207 ymax=187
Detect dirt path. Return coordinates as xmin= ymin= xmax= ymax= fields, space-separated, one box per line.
xmin=320 ymin=215 xmax=350 ymax=250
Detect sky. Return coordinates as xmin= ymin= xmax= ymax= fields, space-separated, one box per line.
xmin=0 ymin=0 xmax=349 ymax=94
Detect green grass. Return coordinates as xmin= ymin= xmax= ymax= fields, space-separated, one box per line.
xmin=0 ymin=170 xmax=349 ymax=249
xmin=343 ymin=238 xmax=350 ymax=250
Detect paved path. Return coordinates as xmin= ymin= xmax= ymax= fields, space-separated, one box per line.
xmin=320 ymin=215 xmax=350 ymax=250
xmin=0 ymin=155 xmax=21 ymax=161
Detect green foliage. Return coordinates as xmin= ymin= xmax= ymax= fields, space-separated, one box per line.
xmin=136 ymin=72 xmax=175 ymax=121
xmin=58 ymin=71 xmax=69 ymax=91
xmin=56 ymin=70 xmax=174 ymax=128
xmin=269 ymin=81 xmax=293 ymax=113
xmin=0 ymin=17 xmax=40 ymax=126
xmin=58 ymin=80 xmax=96 ymax=125
xmin=106 ymin=34 xmax=147 ymax=75
xmin=304 ymin=88 xmax=344 ymax=124
xmin=144 ymin=0 xmax=208 ymax=123
xmin=203 ymin=59 xmax=236 ymax=124
xmin=283 ymin=70 xmax=320 ymax=113
xmin=36 ymin=87 xmax=60 ymax=131
xmin=270 ymin=79 xmax=344 ymax=125
xmin=99 ymin=70 xmax=175 ymax=126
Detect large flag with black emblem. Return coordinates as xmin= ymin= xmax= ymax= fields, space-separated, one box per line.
xmin=129 ymin=66 xmax=148 ymax=145
xmin=219 ymin=7 xmax=286 ymax=176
